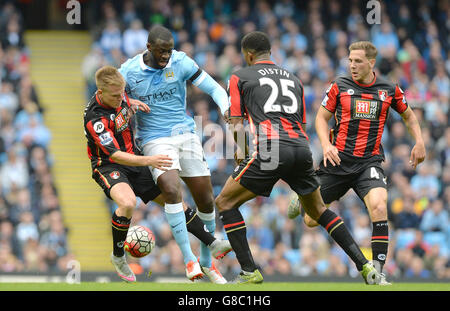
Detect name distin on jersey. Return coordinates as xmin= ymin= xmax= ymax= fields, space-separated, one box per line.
xmin=257 ymin=67 xmax=290 ymax=78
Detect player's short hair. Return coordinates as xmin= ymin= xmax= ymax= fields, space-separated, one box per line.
xmin=349 ymin=41 xmax=378 ymax=59
xmin=95 ymin=66 xmax=125 ymax=91
xmin=241 ymin=31 xmax=271 ymax=56
xmin=147 ymin=25 xmax=173 ymax=44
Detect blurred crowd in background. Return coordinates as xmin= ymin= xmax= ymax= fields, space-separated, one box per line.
xmin=1 ymin=0 xmax=449 ymax=280
xmin=0 ymin=2 xmax=72 ymax=273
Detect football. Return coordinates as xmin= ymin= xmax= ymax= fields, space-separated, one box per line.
xmin=124 ymin=225 xmax=155 ymax=258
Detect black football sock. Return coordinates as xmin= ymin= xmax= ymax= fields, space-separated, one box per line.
xmin=112 ymin=211 xmax=131 ymax=257
xmin=184 ymin=207 xmax=215 ymax=246
xmin=318 ymin=209 xmax=368 ymax=271
xmin=219 ymin=209 xmax=257 ymax=273
xmin=371 ymin=220 xmax=389 ymax=272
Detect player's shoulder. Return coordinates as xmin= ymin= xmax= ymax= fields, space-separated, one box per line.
xmin=373 ymin=74 xmax=398 ymax=92
xmin=118 ymin=54 xmax=141 ymax=78
xmin=84 ymin=96 xmax=107 ymax=122
xmin=170 ymin=49 xmax=193 ymax=65
xmin=171 ymin=49 xmax=186 ymax=60
xmin=230 ymin=65 xmax=258 ymax=81
xmin=333 ymin=74 xmax=353 ymax=85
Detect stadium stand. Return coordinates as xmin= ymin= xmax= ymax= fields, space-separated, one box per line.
xmin=79 ymin=0 xmax=449 ymax=280
xmin=0 ymin=2 xmax=74 ymax=273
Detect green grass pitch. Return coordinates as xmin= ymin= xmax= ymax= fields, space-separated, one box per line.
xmin=1 ymin=282 xmax=449 ymax=291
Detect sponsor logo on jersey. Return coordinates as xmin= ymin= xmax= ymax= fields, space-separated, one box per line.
xmin=115 ymin=108 xmax=129 ymax=132
xmin=93 ymin=121 xmax=105 ymax=133
xmin=138 ymin=86 xmax=177 ymax=103
xmin=352 ymin=99 xmax=380 ymax=120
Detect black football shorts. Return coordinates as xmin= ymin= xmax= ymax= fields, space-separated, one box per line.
xmin=232 ymin=143 xmax=320 ymax=197
xmin=92 ymin=164 xmax=161 ymax=203
xmin=317 ymin=165 xmax=387 ymax=204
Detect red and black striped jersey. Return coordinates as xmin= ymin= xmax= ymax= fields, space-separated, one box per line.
xmin=84 ymin=93 xmax=137 ymax=170
xmin=321 ymin=73 xmax=408 ymax=161
xmin=228 ymin=61 xmax=309 ymax=147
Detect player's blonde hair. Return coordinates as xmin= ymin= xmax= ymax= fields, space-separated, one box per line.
xmin=95 ymin=65 xmax=125 ymax=92
xmin=349 ymin=41 xmax=378 ymax=59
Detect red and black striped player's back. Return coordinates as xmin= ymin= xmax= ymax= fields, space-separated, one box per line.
xmin=84 ymin=93 xmax=136 ymax=170
xmin=228 ymin=60 xmax=309 ymax=147
xmin=322 ymin=73 xmax=408 ymax=160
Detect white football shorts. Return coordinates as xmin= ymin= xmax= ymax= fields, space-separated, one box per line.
xmin=142 ymin=132 xmax=211 ymax=182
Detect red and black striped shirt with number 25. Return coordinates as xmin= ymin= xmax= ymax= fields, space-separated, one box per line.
xmin=228 ymin=60 xmax=309 ymax=147
xmin=321 ymin=73 xmax=408 ymax=160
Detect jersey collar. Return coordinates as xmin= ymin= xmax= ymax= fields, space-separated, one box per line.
xmin=352 ymin=71 xmax=377 ymax=87
xmin=254 ymin=60 xmax=275 ymax=65
xmin=95 ymin=92 xmax=113 ymax=110
xmin=139 ymin=52 xmax=173 ymax=71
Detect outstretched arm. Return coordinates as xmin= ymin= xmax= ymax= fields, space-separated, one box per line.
xmin=400 ymin=107 xmax=426 ymax=169
xmin=193 ymin=71 xmax=229 ymax=116
xmin=110 ymin=151 xmax=172 ymax=170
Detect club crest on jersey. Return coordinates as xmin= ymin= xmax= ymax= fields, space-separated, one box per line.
xmin=164 ymin=69 xmax=175 ymax=82
xmin=110 ymin=171 xmax=120 ymax=179
xmin=352 ymin=99 xmax=380 ymax=120
xmin=378 ymin=89 xmax=388 ymax=101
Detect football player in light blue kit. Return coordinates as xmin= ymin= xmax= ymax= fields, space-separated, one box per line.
xmin=119 ymin=25 xmax=231 ymax=283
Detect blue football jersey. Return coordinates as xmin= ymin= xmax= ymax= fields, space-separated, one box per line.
xmin=118 ymin=50 xmax=201 ymax=147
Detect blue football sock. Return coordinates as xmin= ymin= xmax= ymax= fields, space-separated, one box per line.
xmin=197 ymin=211 xmax=216 ymax=268
xmin=165 ymin=203 xmax=196 ymax=264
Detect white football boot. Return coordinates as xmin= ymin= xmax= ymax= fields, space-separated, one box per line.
xmin=110 ymin=252 xmax=136 ymax=282
xmin=208 ymin=239 xmax=233 ymax=259
xmin=185 ymin=260 xmax=204 ymax=281
xmin=201 ymin=261 xmax=227 ymax=284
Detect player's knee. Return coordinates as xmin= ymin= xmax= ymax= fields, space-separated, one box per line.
xmin=369 ymin=202 xmax=387 ymax=221
xmin=215 ymin=195 xmax=231 ymax=212
xmin=116 ymin=197 xmax=136 ymax=215
xmin=159 ymin=184 xmax=181 ymax=202
xmin=196 ymin=194 xmax=214 ymax=212
xmin=197 ymin=201 xmax=214 ymax=214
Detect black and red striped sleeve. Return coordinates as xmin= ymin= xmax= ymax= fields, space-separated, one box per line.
xmin=298 ymin=79 xmax=307 ymax=124
xmin=321 ymin=82 xmax=340 ymax=113
xmin=227 ymin=74 xmax=244 ymax=118
xmin=85 ymin=117 xmax=121 ymax=157
xmin=391 ymin=85 xmax=408 ymax=114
